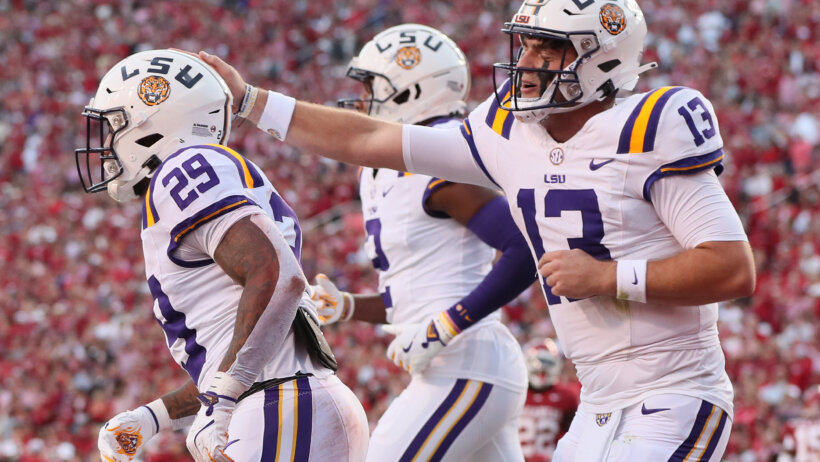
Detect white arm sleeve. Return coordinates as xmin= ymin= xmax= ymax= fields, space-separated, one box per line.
xmin=651 ymin=169 xmax=748 ymax=249
xmin=402 ymin=124 xmax=499 ymax=189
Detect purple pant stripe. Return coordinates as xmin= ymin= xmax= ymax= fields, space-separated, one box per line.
xmin=399 ymin=379 xmax=469 ymax=462
xmin=668 ymin=400 xmax=714 ymax=462
xmin=699 ymin=409 xmax=728 ymax=461
xmin=429 ymin=382 xmax=493 ymax=462
xmin=260 ymin=386 xmax=280 ymax=461
xmin=294 ymin=377 xmax=313 ymax=462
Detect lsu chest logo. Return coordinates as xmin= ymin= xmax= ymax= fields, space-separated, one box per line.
xmin=600 ymin=3 xmax=627 ymax=36
xmin=396 ymin=46 xmax=422 ymax=70
xmin=138 ymin=75 xmax=171 ymax=106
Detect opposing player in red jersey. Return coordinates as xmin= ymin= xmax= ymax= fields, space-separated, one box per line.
xmin=518 ymin=339 xmax=579 ymax=462
xmin=780 ymin=387 xmax=820 ymax=462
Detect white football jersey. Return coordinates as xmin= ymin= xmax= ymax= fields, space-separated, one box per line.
xmin=360 ymin=118 xmax=525 ymax=391
xmin=454 ymin=84 xmax=745 ymax=414
xmin=141 ymin=144 xmax=320 ymax=390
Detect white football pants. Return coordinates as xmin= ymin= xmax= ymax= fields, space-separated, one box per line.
xmin=554 ymin=393 xmax=732 ymax=462
xmin=223 ymin=374 xmax=369 ymax=461
xmin=366 ymin=375 xmax=526 ymax=462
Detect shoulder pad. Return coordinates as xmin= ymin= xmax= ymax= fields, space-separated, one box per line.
xmin=617 ymin=87 xmax=722 ymax=158
xmin=617 ymin=88 xmax=726 ymax=201
xmin=482 ymin=80 xmax=515 ymax=140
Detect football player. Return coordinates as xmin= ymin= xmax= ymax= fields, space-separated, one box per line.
xmin=312 ymin=24 xmax=535 ymax=461
xmin=199 ymin=0 xmax=757 ymax=459
xmin=518 ymin=338 xmax=579 ymax=462
xmin=78 ymin=50 xmax=368 ymax=462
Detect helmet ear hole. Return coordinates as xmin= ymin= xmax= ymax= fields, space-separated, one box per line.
xmin=392 ymin=89 xmax=411 ymax=105
xmin=136 ymin=133 xmax=164 ymax=148
xmin=597 ymin=59 xmax=621 ymax=73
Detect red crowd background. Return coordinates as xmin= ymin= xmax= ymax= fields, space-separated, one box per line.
xmin=0 ymin=0 xmax=817 ymax=460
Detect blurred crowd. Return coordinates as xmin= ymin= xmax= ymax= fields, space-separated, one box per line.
xmin=0 ymin=0 xmax=817 ymax=460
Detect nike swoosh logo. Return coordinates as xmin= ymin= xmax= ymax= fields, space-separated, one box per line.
xmin=382 ymin=185 xmax=394 ymax=197
xmin=402 ymin=341 xmax=413 ymax=353
xmin=589 ymin=159 xmax=615 ymax=171
xmin=641 ymin=404 xmax=671 ymax=415
xmin=632 ymin=268 xmax=638 ymax=285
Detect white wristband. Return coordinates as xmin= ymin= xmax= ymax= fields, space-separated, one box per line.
xmin=143 ymin=398 xmax=172 ymax=433
xmin=257 ymin=90 xmax=296 ymax=142
xmin=616 ymin=260 xmax=647 ymax=303
xmin=342 ymin=292 xmax=355 ymax=321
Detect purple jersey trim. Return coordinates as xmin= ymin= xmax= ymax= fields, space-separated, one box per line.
xmin=642 ymin=87 xmax=685 ymax=152
xmin=485 ymin=80 xmax=514 ymax=139
xmin=148 ymin=275 xmax=206 ymax=384
xmin=381 ymin=286 xmax=393 ymax=309
xmin=642 ymin=148 xmax=725 ymax=201
xmin=460 ymin=120 xmax=500 ymax=188
xmin=166 ymin=195 xmax=259 ymax=268
xmin=617 ymin=87 xmax=684 ymax=154
xmin=421 ymin=177 xmax=454 ymax=219
xmin=202 ymin=144 xmax=265 ymax=189
xmin=269 ymin=192 xmax=303 ymax=262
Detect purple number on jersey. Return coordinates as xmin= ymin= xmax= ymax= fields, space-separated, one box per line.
xmin=365 ymin=218 xmax=390 ymax=271
xmin=162 ymin=153 xmax=220 ymax=211
xmin=677 ymin=97 xmax=716 ymax=147
xmin=517 ymin=188 xmax=611 ymax=305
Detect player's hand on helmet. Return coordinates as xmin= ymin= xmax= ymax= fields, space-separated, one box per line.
xmin=383 ymin=313 xmax=458 ymax=374
xmin=98 ymin=404 xmax=162 ymax=461
xmin=196 ymin=51 xmax=247 ymax=114
xmin=186 ymin=372 xmax=246 ymax=462
xmin=310 ymin=274 xmax=355 ymax=325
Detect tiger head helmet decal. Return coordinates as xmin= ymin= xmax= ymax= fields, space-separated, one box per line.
xmin=138 ymin=75 xmax=171 ymax=106
xmin=395 ymin=46 xmax=422 ymax=70
xmin=600 ymin=3 xmax=627 ymax=36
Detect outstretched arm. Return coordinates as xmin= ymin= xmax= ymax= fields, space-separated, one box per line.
xmin=199 ymin=51 xmax=405 ymax=171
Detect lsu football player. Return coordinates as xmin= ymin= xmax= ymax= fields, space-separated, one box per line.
xmin=310 ymin=24 xmax=535 ymax=461
xmin=77 ymin=50 xmax=368 ymax=461
xmin=200 ymin=0 xmax=756 ymax=459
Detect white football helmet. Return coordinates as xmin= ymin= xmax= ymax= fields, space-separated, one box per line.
xmin=494 ymin=0 xmax=657 ymax=123
xmin=76 ymin=49 xmax=232 ymax=202
xmin=338 ymin=24 xmax=470 ymax=125
xmin=523 ymin=337 xmax=564 ymax=390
